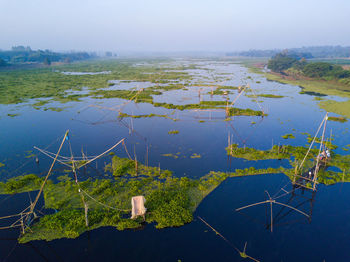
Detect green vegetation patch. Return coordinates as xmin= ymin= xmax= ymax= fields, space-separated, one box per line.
xmin=227 ymin=107 xmax=266 ymax=117
xmin=0 ymin=157 xmax=286 ymax=243
xmin=2 ymin=151 xmax=349 ymax=243
xmin=227 ymin=144 xmax=291 ymax=161
xmin=118 ymin=112 xmax=177 ymax=121
xmin=319 ymin=100 xmax=350 ymax=118
xmin=190 ymin=153 xmax=201 ymax=159
xmin=7 ymin=113 xmax=19 ymax=117
xmin=0 ymin=174 xmax=42 ymax=194
xmin=168 ymin=130 xmax=179 ymax=135
xmin=0 ymin=59 xmax=192 ymax=106
xmin=92 ymin=89 xmax=161 ymax=103
xmin=328 ymin=116 xmax=347 ymax=123
xmin=247 ymin=94 xmax=284 ymax=99
xmin=282 ymin=133 xmax=296 ymax=139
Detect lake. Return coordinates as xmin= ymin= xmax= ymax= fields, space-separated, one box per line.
xmin=0 ymin=58 xmax=349 ymax=261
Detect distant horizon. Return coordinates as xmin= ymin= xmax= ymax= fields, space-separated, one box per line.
xmin=1 ymin=44 xmax=350 ymax=55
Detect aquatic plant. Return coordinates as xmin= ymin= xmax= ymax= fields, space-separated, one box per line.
xmin=168 ymin=130 xmax=179 ymax=135
xmin=190 ymin=153 xmax=201 ymax=159
xmin=247 ymin=94 xmax=284 ymax=99
xmin=118 ymin=112 xmax=177 ymax=121
xmin=282 ymin=133 xmax=296 ymax=139
xmin=0 ymin=155 xmax=295 ymax=243
xmin=328 ymin=116 xmax=347 ymax=123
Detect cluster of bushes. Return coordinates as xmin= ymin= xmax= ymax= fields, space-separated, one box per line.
xmin=0 ymin=46 xmax=94 ymax=66
xmin=267 ymin=51 xmax=350 ymax=82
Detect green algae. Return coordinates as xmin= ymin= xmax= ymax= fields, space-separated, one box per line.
xmin=7 ymin=113 xmax=19 ymax=117
xmin=168 ymin=130 xmax=179 ymax=135
xmin=227 ymin=144 xmax=291 ymax=161
xmin=247 ymin=94 xmax=284 ymax=99
xmin=0 ymin=174 xmax=42 ymax=194
xmin=0 ymin=59 xmax=192 ymax=107
xmin=328 ymin=116 xmax=348 ymax=123
xmin=118 ymin=112 xmax=177 ymax=121
xmin=282 ymin=133 xmax=296 ymax=139
xmin=92 ymin=89 xmax=161 ymax=103
xmin=161 ymin=153 xmax=179 ymax=159
xmin=1 ymin=150 xmax=349 ymax=243
xmin=0 ymin=155 xmax=286 ymax=243
xmin=190 ymin=153 xmax=201 ymax=159
xmin=227 ymin=107 xmax=266 ymax=117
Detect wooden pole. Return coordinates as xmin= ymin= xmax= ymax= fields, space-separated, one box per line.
xmin=313 ymin=113 xmax=328 ymax=191
xmin=77 ymin=138 xmax=124 ymax=169
xmin=134 ymin=145 xmax=138 ymax=173
xmin=27 ymin=130 xmax=69 ymax=222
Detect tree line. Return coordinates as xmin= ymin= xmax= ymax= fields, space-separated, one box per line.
xmin=0 ymin=46 xmax=98 ymax=67
xmin=267 ymin=51 xmax=350 ymax=81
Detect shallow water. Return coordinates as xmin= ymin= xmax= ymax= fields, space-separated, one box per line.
xmin=0 ymin=59 xmax=349 ymax=261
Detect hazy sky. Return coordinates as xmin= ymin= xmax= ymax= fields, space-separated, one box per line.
xmin=1 ymin=0 xmax=350 ymax=52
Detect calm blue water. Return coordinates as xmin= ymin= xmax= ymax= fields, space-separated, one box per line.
xmin=0 ymin=59 xmax=349 ymax=261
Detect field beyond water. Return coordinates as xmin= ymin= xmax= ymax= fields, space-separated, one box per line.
xmin=1 ymin=57 xmax=350 ymax=261
xmin=243 ymin=58 xmax=350 ymax=118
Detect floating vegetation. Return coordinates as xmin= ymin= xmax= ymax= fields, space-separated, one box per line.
xmin=209 ymin=85 xmax=239 ymax=95
xmin=44 ymin=107 xmax=64 ymax=112
xmin=282 ymin=133 xmax=296 ymax=139
xmin=1 ymin=148 xmax=349 ymax=244
xmin=92 ymin=89 xmax=161 ymax=103
xmin=190 ymin=153 xmax=201 ymax=159
xmin=0 ymin=156 xmax=286 ymax=243
xmin=227 ymin=107 xmax=266 ymax=117
xmin=247 ymin=94 xmax=284 ymax=99
xmin=0 ymin=162 xmax=5 ymax=168
xmin=328 ymin=116 xmax=347 ymax=123
xmin=161 ymin=153 xmax=179 ymax=159
xmin=343 ymin=145 xmax=350 ymax=151
xmin=0 ymin=174 xmax=43 ymax=194
xmin=118 ymin=112 xmax=177 ymax=121
xmin=0 ymin=59 xmax=192 ymax=106
xmin=314 ymin=96 xmax=324 ymax=101
xmin=7 ymin=113 xmax=19 ymax=117
xmin=227 ymin=144 xmax=291 ymax=161
xmin=168 ymin=130 xmax=179 ymax=135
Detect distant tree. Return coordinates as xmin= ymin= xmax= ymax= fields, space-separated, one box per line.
xmin=292 ymin=58 xmax=307 ymax=71
xmin=105 ymin=51 xmax=113 ymax=57
xmin=267 ymin=53 xmax=298 ymax=72
xmin=43 ymin=57 xmax=51 ymax=66
xmin=11 ymin=46 xmax=27 ymax=52
xmin=0 ymin=58 xmax=7 ymax=66
xmin=302 ymin=62 xmax=333 ymax=78
xmin=64 ymin=57 xmax=72 ymax=63
xmin=330 ymin=66 xmax=350 ymax=78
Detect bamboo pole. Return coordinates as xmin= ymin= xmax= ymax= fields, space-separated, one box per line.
xmin=313 ymin=113 xmax=328 ymax=191
xmin=198 ymin=216 xmax=260 ymax=262
xmin=77 ymin=138 xmax=125 ymax=169
xmin=27 ymin=130 xmax=69 ymax=222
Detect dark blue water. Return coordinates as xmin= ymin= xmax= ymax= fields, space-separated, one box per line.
xmin=0 ymin=60 xmax=349 ymax=261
